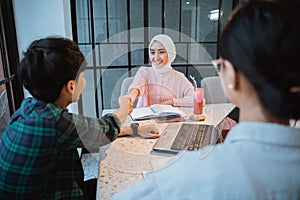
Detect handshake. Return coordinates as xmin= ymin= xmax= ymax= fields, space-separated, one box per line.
xmin=117 ymin=93 xmax=160 ymax=139
xmin=118 ymin=95 xmax=134 ymax=115
xmin=118 ymin=88 xmax=141 ymax=115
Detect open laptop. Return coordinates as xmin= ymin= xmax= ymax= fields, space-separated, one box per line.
xmin=152 ymin=104 xmax=236 ymax=155
xmin=152 ymin=122 xmax=223 ymax=155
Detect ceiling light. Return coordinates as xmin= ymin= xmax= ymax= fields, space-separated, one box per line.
xmin=208 ymin=9 xmax=223 ymax=21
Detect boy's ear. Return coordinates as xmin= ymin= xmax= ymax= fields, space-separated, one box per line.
xmin=66 ymin=80 xmax=75 ymax=95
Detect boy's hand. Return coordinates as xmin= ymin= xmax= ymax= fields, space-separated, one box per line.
xmin=114 ymin=95 xmax=132 ymax=124
xmin=127 ymin=89 xmax=139 ymax=106
xmin=118 ymin=95 xmax=133 ymax=114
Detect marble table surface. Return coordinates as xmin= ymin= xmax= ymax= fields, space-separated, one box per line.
xmin=78 ymin=103 xmax=300 ymax=199
xmin=96 ymin=103 xmax=235 ymax=199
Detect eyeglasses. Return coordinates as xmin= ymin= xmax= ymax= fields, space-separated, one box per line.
xmin=212 ymin=59 xmax=224 ymax=73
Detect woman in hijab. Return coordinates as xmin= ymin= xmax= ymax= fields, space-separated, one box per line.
xmin=127 ymin=34 xmax=194 ymax=108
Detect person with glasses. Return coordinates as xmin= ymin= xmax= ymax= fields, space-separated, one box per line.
xmin=113 ymin=0 xmax=300 ymax=199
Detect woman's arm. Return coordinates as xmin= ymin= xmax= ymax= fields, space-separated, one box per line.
xmin=127 ymin=67 xmax=149 ymax=105
xmin=127 ymin=88 xmax=140 ymax=106
xmin=172 ymin=73 xmax=194 ymax=107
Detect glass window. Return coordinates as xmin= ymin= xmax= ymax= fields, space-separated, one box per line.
xmin=99 ymin=44 xmax=128 ymax=66
xmin=130 ymin=0 xmax=144 ymax=27
xmin=180 ymin=0 xmax=197 ymax=41
xmin=73 ymin=0 xmax=235 ymax=112
xmin=0 ymin=0 xmax=23 ymax=135
xmin=0 ymin=89 xmax=10 ymax=137
xmin=131 ymin=44 xmax=145 ymax=66
xmin=107 ymin=0 xmax=128 ymax=42
xmin=93 ymin=0 xmax=107 ymax=43
xmin=0 ymin=53 xmax=10 ymax=136
xmin=102 ymin=68 xmax=128 ymax=109
xmin=148 ymin=0 xmax=162 ymax=28
xmin=76 ymin=0 xmax=91 ymax=43
xmin=165 ymin=0 xmax=180 ymax=41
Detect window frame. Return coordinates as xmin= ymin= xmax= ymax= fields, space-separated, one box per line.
xmin=0 ymin=0 xmax=24 ymax=116
xmin=70 ymin=0 xmax=240 ymax=117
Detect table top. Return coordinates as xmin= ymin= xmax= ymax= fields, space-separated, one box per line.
xmin=97 ymin=103 xmax=235 ymax=199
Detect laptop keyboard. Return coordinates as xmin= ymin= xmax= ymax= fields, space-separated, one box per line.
xmin=171 ymin=124 xmax=211 ymax=151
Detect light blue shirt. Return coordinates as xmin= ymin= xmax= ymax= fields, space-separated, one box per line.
xmin=112 ymin=122 xmax=300 ymax=200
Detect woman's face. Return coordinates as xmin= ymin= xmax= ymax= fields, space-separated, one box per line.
xmin=149 ymin=41 xmax=169 ymax=68
xmin=217 ymin=58 xmax=237 ymax=105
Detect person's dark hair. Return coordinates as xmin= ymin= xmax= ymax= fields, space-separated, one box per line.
xmin=18 ymin=37 xmax=86 ymax=102
xmin=219 ymin=0 xmax=300 ymax=119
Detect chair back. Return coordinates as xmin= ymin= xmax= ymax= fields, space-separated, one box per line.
xmin=120 ymin=77 xmax=134 ymax=96
xmin=200 ymin=76 xmax=230 ymax=104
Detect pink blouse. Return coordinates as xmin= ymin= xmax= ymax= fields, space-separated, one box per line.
xmin=128 ymin=66 xmax=194 ymax=107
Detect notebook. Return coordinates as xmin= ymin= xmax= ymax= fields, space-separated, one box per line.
xmin=152 ymin=123 xmax=219 ymax=154
xmin=130 ymin=104 xmax=185 ymax=121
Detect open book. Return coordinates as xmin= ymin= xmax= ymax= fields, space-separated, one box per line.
xmin=130 ymin=104 xmax=185 ymax=121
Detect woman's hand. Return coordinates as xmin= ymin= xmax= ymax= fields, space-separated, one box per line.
xmin=138 ymin=124 xmax=160 ymax=139
xmin=128 ymin=88 xmax=139 ymax=106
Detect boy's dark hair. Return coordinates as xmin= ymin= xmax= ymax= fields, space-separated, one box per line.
xmin=219 ymin=0 xmax=300 ymax=119
xmin=18 ymin=37 xmax=86 ymax=102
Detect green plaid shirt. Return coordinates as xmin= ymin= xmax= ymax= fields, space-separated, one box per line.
xmin=0 ymin=97 xmax=121 ymax=199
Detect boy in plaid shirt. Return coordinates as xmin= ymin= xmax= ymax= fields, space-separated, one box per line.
xmin=0 ymin=37 xmax=131 ymax=199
